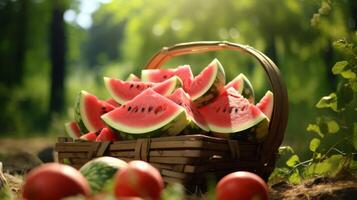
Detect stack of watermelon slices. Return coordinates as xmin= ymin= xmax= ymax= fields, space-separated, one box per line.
xmin=64 ymin=58 xmax=274 ymax=141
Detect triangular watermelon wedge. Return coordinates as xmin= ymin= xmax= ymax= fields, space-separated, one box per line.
xmin=168 ymin=88 xmax=209 ymax=132
xmin=141 ymin=65 xmax=193 ymax=92
xmin=256 ymin=90 xmax=274 ymax=120
xmin=102 ymin=88 xmax=190 ymax=139
xmin=104 ymin=76 xmax=182 ymax=104
xmin=64 ymin=121 xmax=81 ymax=139
xmin=75 ymin=91 xmax=115 ymax=133
xmin=126 ymin=73 xmax=141 ymax=81
xmin=80 ymin=131 xmax=99 ymax=141
xmin=189 ymin=59 xmax=225 ymax=106
xmin=225 ymin=73 xmax=255 ymax=103
xmin=198 ymin=87 xmax=268 ymax=135
xmin=96 ymin=128 xmax=119 ymax=142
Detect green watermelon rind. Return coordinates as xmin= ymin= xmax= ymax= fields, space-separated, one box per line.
xmin=102 ymin=107 xmax=189 ymax=137
xmin=79 ymin=157 xmax=127 ymax=194
xmin=239 ymin=74 xmax=255 ymax=104
xmin=74 ymin=91 xmax=90 ymax=133
xmin=191 ymin=59 xmax=226 ymax=106
xmin=64 ymin=122 xmax=81 ymax=139
xmin=213 ymin=118 xmax=269 ymax=142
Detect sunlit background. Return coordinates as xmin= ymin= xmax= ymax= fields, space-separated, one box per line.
xmin=0 ymin=0 xmax=356 ymax=160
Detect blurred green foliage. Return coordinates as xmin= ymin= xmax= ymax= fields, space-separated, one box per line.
xmin=0 ymin=0 xmax=356 ymax=159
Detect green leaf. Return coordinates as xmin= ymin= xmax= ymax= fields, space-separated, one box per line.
xmin=288 ymin=169 xmax=301 ymax=184
xmin=349 ymin=158 xmax=357 ymax=171
xmin=278 ymin=146 xmax=295 ymax=155
xmin=351 ymin=80 xmax=357 ymax=92
xmin=316 ymin=93 xmax=338 ymax=112
xmin=309 ymin=138 xmax=321 ymax=152
xmin=303 ymin=155 xmax=345 ymax=178
xmin=353 ymin=123 xmax=357 ymax=150
xmin=341 ymin=69 xmax=356 ymax=79
xmin=307 ymin=124 xmax=324 ymax=138
xmin=286 ymin=155 xmax=300 ymax=167
xmin=327 ymin=120 xmax=340 ymax=134
xmin=332 ymin=60 xmax=348 ymax=74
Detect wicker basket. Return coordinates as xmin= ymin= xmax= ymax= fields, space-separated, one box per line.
xmin=55 ymin=41 xmax=289 ymax=189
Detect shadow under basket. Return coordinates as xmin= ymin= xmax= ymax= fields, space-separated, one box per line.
xmin=55 ymin=41 xmax=289 ymax=191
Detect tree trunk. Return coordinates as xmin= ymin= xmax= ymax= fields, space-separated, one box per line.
xmin=265 ymin=34 xmax=278 ymax=66
xmin=14 ymin=0 xmax=28 ymax=85
xmin=49 ymin=4 xmax=66 ymax=114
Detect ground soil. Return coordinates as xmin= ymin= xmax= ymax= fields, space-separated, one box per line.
xmin=1 ymin=137 xmax=356 ymax=200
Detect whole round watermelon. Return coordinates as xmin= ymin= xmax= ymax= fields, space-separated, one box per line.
xmin=79 ymin=157 xmax=128 ymax=194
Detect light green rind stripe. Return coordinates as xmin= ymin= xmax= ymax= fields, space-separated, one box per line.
xmin=208 ymin=113 xmax=267 ymax=133
xmin=118 ymin=111 xmax=190 ymax=139
xmin=104 ymin=77 xmax=126 ymax=105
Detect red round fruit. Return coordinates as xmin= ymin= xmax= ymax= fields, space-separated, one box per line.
xmin=216 ymin=171 xmax=269 ymax=200
xmin=22 ymin=163 xmax=90 ymax=200
xmin=114 ymin=160 xmax=164 ymax=200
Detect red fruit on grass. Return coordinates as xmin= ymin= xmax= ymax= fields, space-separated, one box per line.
xmin=216 ymin=171 xmax=269 ymax=200
xmin=22 ymin=163 xmax=90 ymax=200
xmin=114 ymin=160 xmax=164 ymax=200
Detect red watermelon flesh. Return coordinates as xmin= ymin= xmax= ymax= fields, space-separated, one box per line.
xmin=80 ymin=131 xmax=99 ymax=141
xmin=198 ymin=87 xmax=267 ymax=133
xmin=96 ymin=128 xmax=118 ymax=141
xmin=141 ymin=65 xmax=193 ymax=92
xmin=106 ymin=98 xmax=121 ymax=107
xmin=104 ymin=76 xmax=181 ymax=104
xmin=189 ymin=59 xmax=225 ymax=106
xmin=168 ymin=88 xmax=209 ymax=131
xmin=256 ymin=90 xmax=273 ymax=120
xmin=225 ymin=73 xmax=255 ymax=103
xmin=64 ymin=121 xmax=81 ymax=139
xmin=101 ymin=88 xmax=188 ymax=137
xmin=75 ymin=91 xmax=115 ymax=133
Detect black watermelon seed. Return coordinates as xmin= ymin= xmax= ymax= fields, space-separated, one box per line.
xmin=141 ymin=107 xmax=145 ymax=112
xmin=128 ymin=106 xmax=132 ymax=111
xmin=136 ymin=85 xmax=140 ymax=89
xmin=223 ymin=108 xmax=227 ymax=113
xmin=235 ymin=108 xmax=238 ymax=113
xmin=130 ymin=84 xmax=134 ymax=89
xmin=229 ymin=107 xmax=233 ymax=113
xmin=148 ymin=106 xmax=153 ymax=112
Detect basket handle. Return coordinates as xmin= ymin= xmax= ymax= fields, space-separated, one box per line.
xmin=144 ymin=41 xmax=289 ymax=165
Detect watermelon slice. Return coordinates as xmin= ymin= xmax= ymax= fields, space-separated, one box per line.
xmin=80 ymin=157 xmax=127 ymax=194
xmin=75 ymin=91 xmax=115 ymax=133
xmin=101 ymin=89 xmax=190 ymax=139
xmin=225 ymin=73 xmax=255 ymax=103
xmin=141 ymin=65 xmax=193 ymax=92
xmin=96 ymin=128 xmax=119 ymax=142
xmin=256 ymin=90 xmax=273 ymax=120
xmin=126 ymin=73 xmax=141 ymax=81
xmin=198 ymin=87 xmax=268 ymax=135
xmin=168 ymin=88 xmax=209 ymax=132
xmin=64 ymin=121 xmax=81 ymax=139
xmin=80 ymin=131 xmax=99 ymax=141
xmin=189 ymin=59 xmax=225 ymax=106
xmin=104 ymin=76 xmax=182 ymax=104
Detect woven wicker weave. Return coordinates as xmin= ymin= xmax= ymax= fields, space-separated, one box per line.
xmin=55 ymin=41 xmax=289 ymax=189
